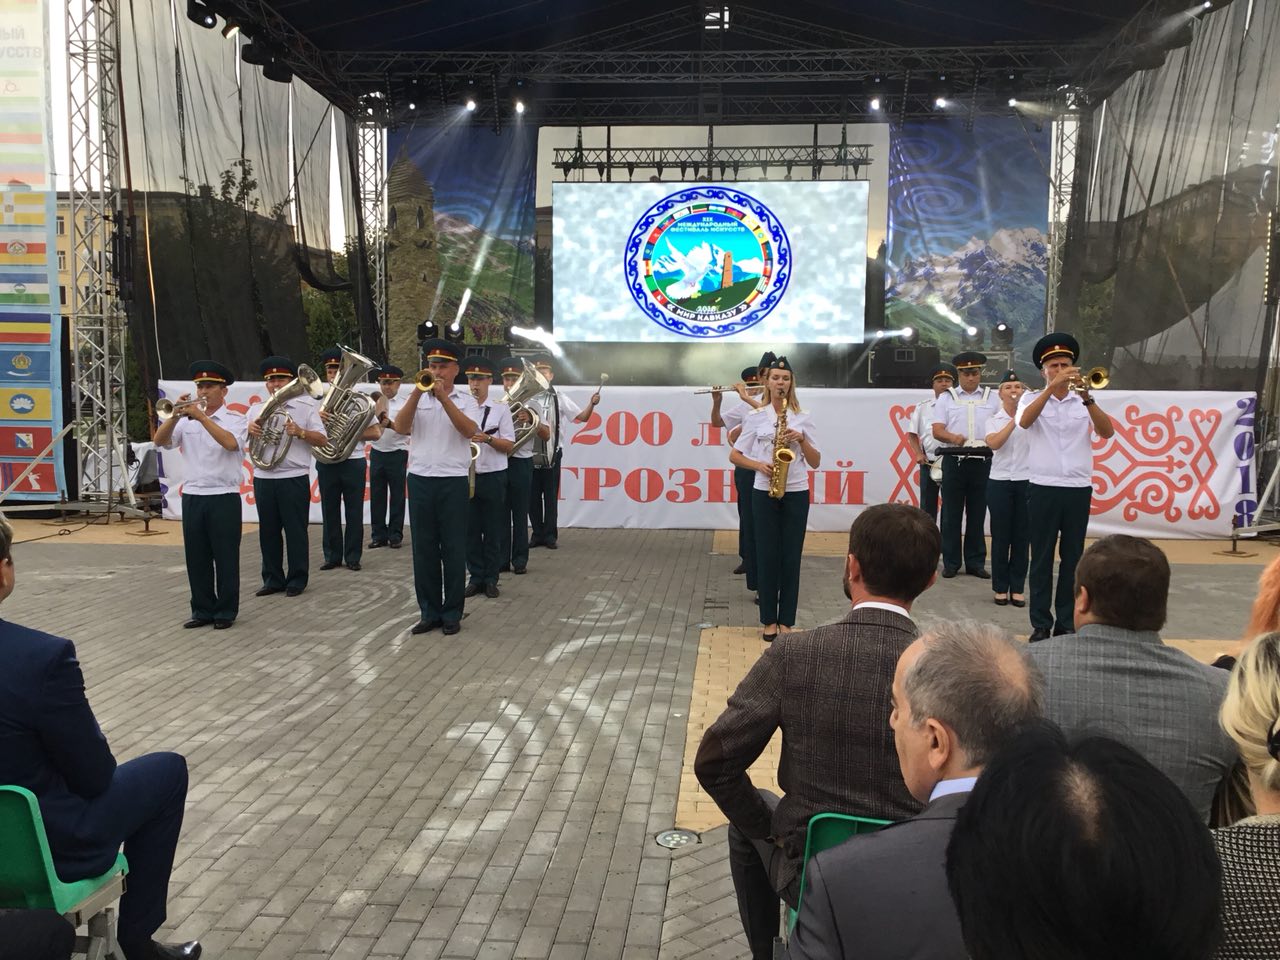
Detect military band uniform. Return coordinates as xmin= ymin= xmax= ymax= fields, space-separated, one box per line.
xmin=528 ymin=388 xmax=581 ymax=549
xmin=984 ymin=374 xmax=1031 ymax=604
xmin=910 ymin=396 xmax=942 ymax=522
xmin=466 ymin=361 xmax=517 ymax=594
xmin=399 ymin=340 xmax=481 ymax=633
xmin=734 ymin=402 xmax=819 ymax=631
xmin=369 ymin=366 xmax=410 ymax=549
xmin=247 ymin=358 xmax=326 ymax=596
xmin=315 ymin=347 xmax=369 ymax=571
xmin=498 ymin=357 xmax=534 ymax=574
xmin=156 ymin=362 xmax=247 ymax=628
xmin=931 ymin=354 xmax=999 ymax=575
xmin=1017 ymin=333 xmax=1113 ymax=639
xmin=719 ymin=364 xmax=766 ymax=592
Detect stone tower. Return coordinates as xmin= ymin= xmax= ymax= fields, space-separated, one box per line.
xmin=720 ymin=250 xmax=734 ymax=289
xmin=386 ymin=146 xmax=443 ymax=373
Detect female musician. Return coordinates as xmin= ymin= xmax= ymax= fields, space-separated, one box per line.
xmin=984 ymin=371 xmax=1030 ymax=607
xmin=729 ymin=357 xmax=821 ymax=642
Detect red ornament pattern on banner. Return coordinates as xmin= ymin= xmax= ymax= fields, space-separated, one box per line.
xmin=888 ymin=403 xmax=920 ymax=506
xmin=1090 ymin=404 xmax=1222 ymax=522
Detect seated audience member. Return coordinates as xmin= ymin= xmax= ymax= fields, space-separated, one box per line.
xmin=695 ymin=503 xmax=940 ymax=960
xmin=946 ymin=724 xmax=1224 ymax=960
xmin=787 ymin=620 xmax=1044 ymax=960
xmin=1028 ymin=534 xmax=1236 ymax=821
xmin=0 ymin=515 xmax=200 ymax=960
xmin=1212 ymin=631 xmax=1280 ymax=959
xmin=0 ymin=911 xmax=74 ymax=960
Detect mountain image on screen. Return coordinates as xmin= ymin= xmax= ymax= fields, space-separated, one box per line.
xmin=651 ymin=237 xmax=764 ymax=313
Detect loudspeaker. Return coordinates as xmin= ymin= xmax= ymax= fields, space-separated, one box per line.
xmin=869 ymin=345 xmax=941 ymax=388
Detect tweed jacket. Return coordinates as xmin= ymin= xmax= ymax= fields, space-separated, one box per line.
xmin=694 ymin=606 xmax=924 ymax=893
xmin=786 ymin=790 xmax=970 ymax=960
xmin=1028 ymin=622 xmax=1236 ymax=821
xmin=1213 ymin=815 xmax=1280 ymax=959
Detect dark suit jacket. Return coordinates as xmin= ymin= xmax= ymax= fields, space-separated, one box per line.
xmin=786 ymin=791 xmax=969 ymax=960
xmin=695 ymin=606 xmax=923 ymax=893
xmin=0 ymin=619 xmax=119 ymax=876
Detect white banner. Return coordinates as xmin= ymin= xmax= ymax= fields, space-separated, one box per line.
xmin=156 ymin=382 xmax=1259 ymax=539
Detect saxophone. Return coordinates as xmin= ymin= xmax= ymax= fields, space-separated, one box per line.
xmin=767 ymin=398 xmax=797 ymax=499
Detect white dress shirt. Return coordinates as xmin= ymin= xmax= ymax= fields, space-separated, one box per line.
xmin=246 ymin=395 xmax=325 ymax=480
xmin=371 ymin=393 xmax=411 ymax=453
xmin=721 ymin=400 xmax=754 ymax=435
xmin=406 ymin=386 xmax=482 ymax=478
xmin=162 ymin=406 xmax=248 ymax=495
xmin=985 ymin=407 xmax=1030 ymax=482
xmin=733 ymin=405 xmax=818 ymax=494
xmin=502 ymin=389 xmax=536 ymax=460
xmin=1016 ymin=389 xmax=1096 ymax=487
xmin=473 ymin=395 xmax=516 ymax=474
xmin=910 ymin=397 xmax=941 ymax=459
xmin=932 ymin=386 xmax=1000 ymax=442
xmin=531 ymin=389 xmax=583 ymax=466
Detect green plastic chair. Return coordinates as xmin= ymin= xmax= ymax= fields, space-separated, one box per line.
xmin=0 ymin=785 xmax=129 ymax=960
xmin=790 ymin=812 xmax=892 ymax=930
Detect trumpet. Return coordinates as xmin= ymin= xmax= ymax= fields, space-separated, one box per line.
xmin=414 ymin=369 xmax=435 ymax=392
xmin=1069 ymin=367 xmax=1110 ymax=392
xmin=156 ymin=397 xmax=207 ymax=421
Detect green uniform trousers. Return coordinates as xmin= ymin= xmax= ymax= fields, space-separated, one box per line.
xmin=316 ymin=457 xmax=366 ymax=565
xmin=408 ymin=474 xmax=469 ymax=625
xmin=369 ymin=449 xmax=408 ymax=545
xmin=500 ymin=456 xmax=533 ymax=569
xmin=181 ymin=492 xmax=241 ymax=621
xmin=467 ymin=469 xmax=507 ymax=587
xmin=1027 ymin=483 xmax=1092 ymax=633
xmin=252 ymin=474 xmax=310 ymax=591
xmin=752 ymin=488 xmax=809 ymax=628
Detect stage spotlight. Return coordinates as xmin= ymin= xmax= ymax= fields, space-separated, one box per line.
xmin=935 ymin=97 xmax=948 ymax=109
xmin=992 ymin=321 xmax=1014 ymax=347
xmin=962 ymin=325 xmax=984 ymax=348
xmin=870 ymin=96 xmax=881 ymax=111
xmin=416 ymin=321 xmax=439 ymax=342
xmin=262 ymin=59 xmax=292 ymax=84
xmin=901 ymin=326 xmax=918 ymax=346
xmin=445 ymin=321 xmax=465 ymax=344
xmin=1008 ymin=97 xmax=1018 ymax=107
xmin=221 ymin=20 xmax=241 ymax=39
xmin=186 ymin=0 xmax=216 ymax=28
xmin=515 ymin=100 xmax=525 ymax=114
xmin=465 ymin=98 xmax=477 ymax=111
xmin=240 ymin=40 xmax=272 ymax=66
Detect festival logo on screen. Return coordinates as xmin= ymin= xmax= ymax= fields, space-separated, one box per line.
xmin=624 ymin=187 xmax=790 ymax=338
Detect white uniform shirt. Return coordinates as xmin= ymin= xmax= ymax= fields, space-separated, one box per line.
xmin=406 ymin=386 xmax=482 ymax=478
xmin=371 ymin=392 xmax=411 ymax=453
xmin=161 ymin=405 xmax=248 ymax=495
xmin=733 ymin=404 xmax=818 ymax=494
xmin=473 ymin=395 xmax=516 ymax=474
xmin=1016 ymin=389 xmax=1097 ymax=487
xmin=910 ymin=397 xmax=942 ymax=460
xmin=721 ymin=400 xmax=755 ymax=436
xmin=246 ymin=395 xmax=325 ymax=480
xmin=531 ymin=389 xmax=583 ymax=466
xmin=985 ymin=408 xmax=1030 ymax=481
xmin=932 ymin=386 xmax=1000 ymax=443
xmin=502 ymin=389 xmax=535 ymax=460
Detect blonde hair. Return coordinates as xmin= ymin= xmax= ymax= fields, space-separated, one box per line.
xmin=1220 ymin=631 xmax=1280 ymax=791
xmin=1244 ymin=556 xmax=1280 ymax=638
xmin=766 ymin=367 xmax=801 ymax=412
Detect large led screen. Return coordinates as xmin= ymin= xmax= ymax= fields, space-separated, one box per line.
xmin=553 ymin=181 xmax=869 ymax=344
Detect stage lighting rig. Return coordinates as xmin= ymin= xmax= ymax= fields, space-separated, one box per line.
xmin=240 ymin=40 xmax=272 ymax=66
xmin=463 ymin=79 xmax=478 ymax=113
xmin=220 ymin=20 xmax=241 ymax=39
xmin=992 ymin=322 xmax=1014 ymax=348
xmin=262 ymin=59 xmax=292 ymax=84
xmin=933 ymin=72 xmax=952 ymax=109
xmin=186 ymin=0 xmax=216 ymax=28
xmin=445 ymin=321 xmax=466 ymax=344
xmin=962 ymin=325 xmax=984 ymax=349
xmin=417 ymin=321 xmax=439 ymax=342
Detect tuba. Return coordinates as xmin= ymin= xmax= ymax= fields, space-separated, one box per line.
xmin=767 ymin=398 xmax=797 ymax=499
xmin=503 ymin=359 xmax=549 ymax=454
xmin=248 ymin=365 xmax=323 ymax=470
xmin=313 ymin=345 xmax=379 ymax=465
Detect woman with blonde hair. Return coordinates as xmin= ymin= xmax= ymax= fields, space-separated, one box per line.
xmin=1212 ymin=631 xmax=1280 ymax=958
xmin=730 ymin=356 xmax=820 ymax=642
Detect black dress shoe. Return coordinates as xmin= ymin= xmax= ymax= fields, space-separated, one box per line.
xmin=993 ymin=594 xmax=1009 ymax=606
xmin=1052 ymin=625 xmax=1074 ymax=637
xmin=544 ymin=541 xmax=558 ymax=550
xmin=389 ymin=540 xmax=402 ymax=550
xmin=513 ymin=565 xmax=527 ymax=575
xmin=1029 ymin=627 xmax=1051 ymax=643
xmin=442 ymin=621 xmax=461 ymax=636
xmin=368 ymin=540 xmax=387 ymax=549
xmin=347 ymin=561 xmax=362 ymax=571
xmin=732 ymin=563 xmax=746 ymax=575
xmin=285 ymin=587 xmax=302 ymax=597
xmin=941 ymin=567 xmax=959 ymax=578
xmin=484 ymin=583 xmax=500 ymax=599
xmin=499 ymin=563 xmax=511 ymax=573
xmin=411 ymin=619 xmax=442 ymax=635
xmin=529 ymin=539 xmax=544 ymax=548
xmin=464 ymin=582 xmax=481 ymax=598
xmin=182 ymin=618 xmax=212 ymax=629
xmin=1010 ymin=596 xmax=1026 ymax=608
xmin=121 ymin=939 xmax=202 ymax=960
xmin=213 ymin=620 xmax=232 ymax=630
xmin=966 ymin=567 xmax=992 ymax=579
xmin=762 ymin=632 xmax=777 ymax=643
xmin=320 ymin=561 xmax=340 ymax=571
xmin=255 ymin=586 xmax=283 ymax=597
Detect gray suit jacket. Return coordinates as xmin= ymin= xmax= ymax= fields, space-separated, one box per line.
xmin=785 ymin=790 xmax=969 ymax=960
xmin=1028 ymin=622 xmax=1236 ymax=821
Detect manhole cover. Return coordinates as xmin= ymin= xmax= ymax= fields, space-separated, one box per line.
xmin=655 ymin=828 xmax=700 ymax=849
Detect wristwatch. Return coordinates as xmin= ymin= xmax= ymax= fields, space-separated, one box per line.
xmin=1081 ymin=397 xmax=1096 ymax=407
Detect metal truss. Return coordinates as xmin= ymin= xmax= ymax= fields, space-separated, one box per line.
xmin=357 ymin=122 xmax=388 ymax=346
xmin=336 ymin=44 xmax=1088 ymax=87
xmin=552 ymin=143 xmax=873 ymax=179
xmin=1045 ymin=114 xmax=1080 ymax=332
xmin=66 ymin=0 xmax=129 ymax=506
